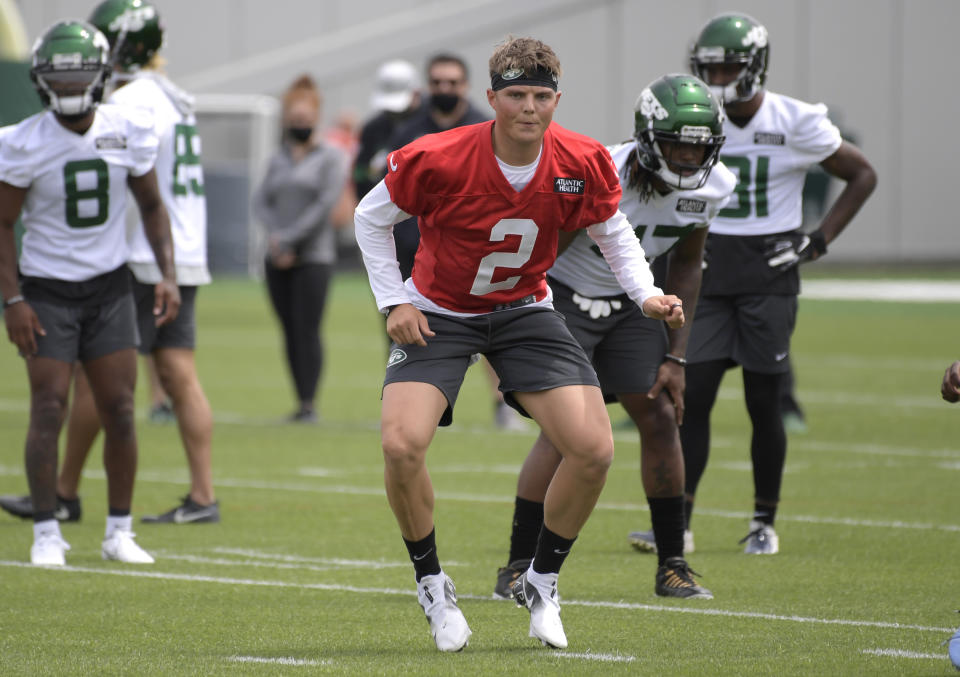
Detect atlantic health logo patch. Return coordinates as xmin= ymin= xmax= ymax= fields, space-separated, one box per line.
xmin=553 ymin=177 xmax=585 ymax=194
xmin=387 ymin=349 xmax=407 ymax=367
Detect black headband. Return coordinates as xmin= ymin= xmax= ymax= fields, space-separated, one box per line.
xmin=491 ymin=66 xmax=558 ymax=91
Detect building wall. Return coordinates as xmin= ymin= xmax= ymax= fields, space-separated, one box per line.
xmin=16 ymin=0 xmax=960 ymax=262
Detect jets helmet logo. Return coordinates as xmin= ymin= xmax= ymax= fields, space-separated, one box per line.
xmin=637 ymin=88 xmax=668 ymax=121
xmin=742 ymin=25 xmax=768 ymax=48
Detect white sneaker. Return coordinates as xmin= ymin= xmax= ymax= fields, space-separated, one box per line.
xmin=102 ymin=529 xmax=155 ymax=563
xmin=741 ymin=520 xmax=779 ymax=555
xmin=417 ymin=573 xmax=471 ymax=652
xmin=628 ymin=528 xmax=695 ymax=554
xmin=512 ymin=569 xmax=567 ymax=649
xmin=31 ymin=532 xmax=71 ymax=566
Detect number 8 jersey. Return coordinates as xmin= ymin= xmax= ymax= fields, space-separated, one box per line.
xmin=0 ymin=104 xmax=158 ymax=281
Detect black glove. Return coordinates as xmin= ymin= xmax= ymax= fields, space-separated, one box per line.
xmin=764 ymin=229 xmax=827 ymax=272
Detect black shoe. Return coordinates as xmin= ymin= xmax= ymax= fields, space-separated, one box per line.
xmin=0 ymin=494 xmax=82 ymax=522
xmin=655 ymin=557 xmax=713 ymax=599
xmin=493 ymin=558 xmax=531 ymax=599
xmin=141 ymin=495 xmax=220 ymax=524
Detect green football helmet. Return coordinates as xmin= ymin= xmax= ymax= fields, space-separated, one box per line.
xmin=89 ymin=0 xmax=164 ymax=72
xmin=30 ymin=20 xmax=111 ymax=117
xmin=690 ymin=13 xmax=769 ymax=104
xmin=633 ymin=73 xmax=725 ymax=190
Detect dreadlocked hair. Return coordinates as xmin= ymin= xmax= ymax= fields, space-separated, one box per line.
xmin=624 ymin=140 xmax=657 ymax=202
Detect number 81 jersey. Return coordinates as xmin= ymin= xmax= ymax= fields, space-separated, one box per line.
xmin=0 ymin=104 xmax=158 ymax=281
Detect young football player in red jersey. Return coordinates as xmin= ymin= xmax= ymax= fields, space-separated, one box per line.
xmin=354 ymin=36 xmax=683 ymax=653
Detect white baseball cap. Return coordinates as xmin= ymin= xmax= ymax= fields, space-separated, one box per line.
xmin=370 ymin=60 xmax=419 ymax=113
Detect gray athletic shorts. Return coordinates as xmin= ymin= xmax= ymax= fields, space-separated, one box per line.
xmin=384 ymin=306 xmax=599 ymax=426
xmin=551 ymin=278 xmax=666 ymax=398
xmin=686 ymin=294 xmax=797 ymax=374
xmin=30 ymin=293 xmax=139 ymax=364
xmin=133 ymin=281 xmax=197 ymax=355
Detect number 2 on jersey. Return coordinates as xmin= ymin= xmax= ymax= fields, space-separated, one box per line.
xmin=719 ymin=154 xmax=769 ymax=218
xmin=63 ymin=159 xmax=109 ymax=228
xmin=470 ymin=219 xmax=538 ymax=296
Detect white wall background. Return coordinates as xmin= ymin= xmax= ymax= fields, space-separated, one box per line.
xmin=16 ymin=0 xmax=960 ymax=262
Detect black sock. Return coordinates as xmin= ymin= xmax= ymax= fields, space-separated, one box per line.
xmin=684 ymin=498 xmax=694 ymax=531
xmin=753 ymin=503 xmax=777 ymax=526
xmin=508 ymin=497 xmax=543 ymax=564
xmin=648 ymin=495 xmax=685 ymax=565
xmin=531 ymin=525 xmax=576 ymax=575
xmin=34 ymin=511 xmax=55 ymax=522
xmin=403 ymin=528 xmax=441 ymax=582
xmin=108 ymin=507 xmax=130 ymax=517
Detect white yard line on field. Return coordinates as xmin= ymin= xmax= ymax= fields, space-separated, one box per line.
xmin=0 ymin=560 xmax=953 ymax=634
xmin=1 ymin=465 xmax=958 ymax=533
xmin=228 ymin=656 xmax=329 ymax=666
xmin=861 ymin=648 xmax=948 ymax=660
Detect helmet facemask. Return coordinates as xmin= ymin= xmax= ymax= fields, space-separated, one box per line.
xmin=632 ymin=77 xmax=725 ymax=192
xmin=32 ymin=67 xmax=110 ymax=118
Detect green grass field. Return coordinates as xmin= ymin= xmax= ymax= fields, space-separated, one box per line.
xmin=1 ymin=271 xmax=959 ymax=676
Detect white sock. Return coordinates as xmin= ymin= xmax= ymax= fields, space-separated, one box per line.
xmin=105 ymin=514 xmax=132 ymax=537
xmin=526 ymin=566 xmax=559 ymax=590
xmin=33 ymin=519 xmax=61 ymax=540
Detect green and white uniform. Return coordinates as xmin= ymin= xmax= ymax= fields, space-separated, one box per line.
xmin=0 ymin=104 xmax=157 ymax=281
xmin=111 ymin=72 xmax=209 ymax=286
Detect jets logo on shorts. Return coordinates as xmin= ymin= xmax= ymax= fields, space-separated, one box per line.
xmin=387 ymin=349 xmax=407 ymax=367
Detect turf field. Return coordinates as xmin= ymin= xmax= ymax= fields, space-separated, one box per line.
xmin=1 ymin=270 xmax=958 ymax=676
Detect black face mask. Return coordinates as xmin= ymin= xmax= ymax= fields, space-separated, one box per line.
xmin=286 ymin=126 xmax=313 ymax=143
xmin=429 ymin=93 xmax=459 ymax=114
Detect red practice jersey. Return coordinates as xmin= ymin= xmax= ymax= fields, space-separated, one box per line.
xmin=383 ymin=120 xmax=621 ymax=313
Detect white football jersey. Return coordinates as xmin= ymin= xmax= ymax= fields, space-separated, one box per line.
xmin=0 ymin=105 xmax=157 ymax=281
xmin=708 ymin=91 xmax=842 ymax=236
xmin=110 ymin=72 xmax=210 ymax=285
xmin=549 ymin=141 xmax=736 ymax=297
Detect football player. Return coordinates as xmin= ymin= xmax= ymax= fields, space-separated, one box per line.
xmin=672 ymin=13 xmax=877 ymax=554
xmin=492 ymin=74 xmax=734 ymax=601
xmin=0 ymin=0 xmax=220 ymax=528
xmin=354 ymin=36 xmax=683 ymax=652
xmin=0 ymin=20 xmax=179 ymax=565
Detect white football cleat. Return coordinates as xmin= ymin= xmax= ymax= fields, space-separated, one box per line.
xmin=741 ymin=520 xmax=779 ymax=555
xmin=512 ymin=569 xmax=567 ymax=649
xmin=102 ymin=529 xmax=155 ymax=563
xmin=417 ymin=572 xmax=471 ymax=652
xmin=31 ymin=531 xmax=71 ymax=566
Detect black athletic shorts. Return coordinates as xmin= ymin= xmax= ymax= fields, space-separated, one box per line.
xmin=133 ymin=281 xmax=197 ymax=355
xmin=383 ymin=306 xmax=599 ymax=426
xmin=29 ymin=293 xmax=139 ymax=364
xmin=686 ymin=293 xmax=797 ymax=374
xmin=551 ymin=277 xmax=666 ymax=399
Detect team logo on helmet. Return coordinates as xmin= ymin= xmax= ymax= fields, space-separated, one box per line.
xmin=742 ymin=25 xmax=768 ymax=48
xmin=637 ymin=88 xmax=668 ymax=121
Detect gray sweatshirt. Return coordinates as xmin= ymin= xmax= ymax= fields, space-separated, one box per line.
xmin=253 ymin=142 xmax=349 ymax=265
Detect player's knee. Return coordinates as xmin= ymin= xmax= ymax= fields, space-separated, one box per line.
xmin=98 ymin=395 xmax=137 ymax=438
xmin=574 ymin=434 xmax=614 ymax=484
xmin=381 ymin=426 xmax=428 ymax=475
xmin=29 ymin=391 xmax=67 ymax=431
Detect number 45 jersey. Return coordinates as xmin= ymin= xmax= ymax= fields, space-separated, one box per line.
xmin=549 ymin=141 xmax=736 ymax=298
xmin=110 ymin=72 xmax=210 ymax=285
xmin=708 ymin=91 xmax=841 ymax=236
xmin=0 ymin=105 xmax=158 ymax=282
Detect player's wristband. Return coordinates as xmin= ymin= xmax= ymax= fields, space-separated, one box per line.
xmin=3 ymin=294 xmax=24 ymax=309
xmin=664 ymin=353 xmax=687 ymax=366
xmin=384 ymin=305 xmax=397 ymax=317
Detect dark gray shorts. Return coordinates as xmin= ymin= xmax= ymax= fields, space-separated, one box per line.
xmin=134 ymin=282 xmax=197 ymax=355
xmin=384 ymin=306 xmax=599 ymax=426
xmin=30 ymin=293 xmax=139 ymax=364
xmin=686 ymin=294 xmax=797 ymax=373
xmin=551 ymin=278 xmax=666 ymax=397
